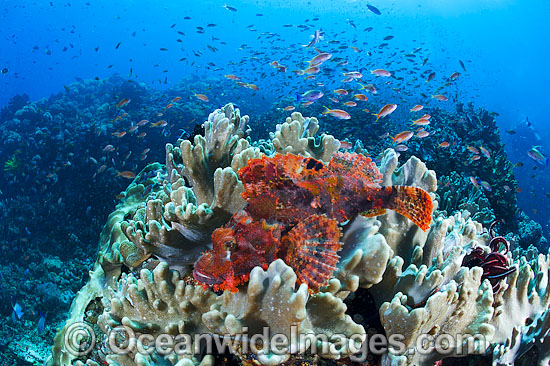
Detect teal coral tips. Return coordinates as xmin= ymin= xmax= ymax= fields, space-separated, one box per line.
xmin=3 ymin=154 xmax=20 ymax=172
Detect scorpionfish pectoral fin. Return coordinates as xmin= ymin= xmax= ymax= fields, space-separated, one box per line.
xmin=381 ymin=185 xmax=433 ymax=231
xmin=281 ymin=214 xmax=342 ymax=292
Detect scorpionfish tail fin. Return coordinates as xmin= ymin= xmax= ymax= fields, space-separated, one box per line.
xmin=282 ymin=215 xmax=342 ymax=292
xmin=384 ymin=186 xmax=433 ymax=231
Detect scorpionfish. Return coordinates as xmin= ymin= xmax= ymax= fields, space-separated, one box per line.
xmin=193 ymin=152 xmax=433 ymax=292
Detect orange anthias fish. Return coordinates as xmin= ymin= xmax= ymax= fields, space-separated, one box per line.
xmin=432 ymin=94 xmax=448 ymax=101
xmin=370 ymin=69 xmax=391 ymax=77
xmin=194 ymin=93 xmax=209 ymax=102
xmin=302 ymin=66 xmax=320 ymax=75
xmin=334 ymin=88 xmax=349 ymax=95
xmin=113 ymin=112 xmax=128 ymax=122
xmin=112 ymin=131 xmax=127 ymax=138
xmin=449 ymin=72 xmax=461 ymax=81
xmin=193 ymin=153 xmax=433 ymax=292
xmin=339 ymin=141 xmax=353 ymax=150
xmin=224 ymin=74 xmax=241 ymax=80
xmin=358 ymin=83 xmax=378 ymax=94
xmin=343 ymin=71 xmax=363 ymax=79
xmin=322 ymin=106 xmax=351 ymax=119
xmin=151 ymin=120 xmax=168 ymax=127
xmin=467 ymin=146 xmax=480 ymax=154
xmin=412 ymin=117 xmax=430 ymax=126
xmin=117 ymin=170 xmax=136 ymax=179
xmin=373 ymin=104 xmax=397 ymax=121
xmin=391 ymin=131 xmax=414 ymax=144
xmin=103 ymin=144 xmax=115 ymax=152
xmin=245 ymin=83 xmax=259 ymax=91
xmin=309 ymin=52 xmax=332 ymax=66
xmin=116 ymin=98 xmax=131 ymax=108
xmin=426 ymin=72 xmax=436 ymax=82
xmin=480 ymin=146 xmax=491 ymax=158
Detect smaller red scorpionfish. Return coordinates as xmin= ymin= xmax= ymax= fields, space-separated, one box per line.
xmin=193 ymin=152 xmax=433 ymax=292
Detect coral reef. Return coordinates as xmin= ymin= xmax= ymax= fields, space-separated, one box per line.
xmin=436 ymin=172 xmax=496 ymax=227
xmin=0 ymin=75 xmax=547 ymax=366
xmin=514 ymin=211 xmax=548 ymax=253
xmin=46 ymin=104 xmax=550 ymax=366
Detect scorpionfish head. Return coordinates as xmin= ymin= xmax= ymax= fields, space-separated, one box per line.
xmin=193 ymin=212 xmax=280 ymax=292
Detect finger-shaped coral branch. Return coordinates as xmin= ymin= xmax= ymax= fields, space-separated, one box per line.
xmin=271 ymin=112 xmax=340 ymax=162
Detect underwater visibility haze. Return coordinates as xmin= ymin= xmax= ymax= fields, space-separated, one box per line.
xmin=1 ymin=0 xmax=550 ymax=365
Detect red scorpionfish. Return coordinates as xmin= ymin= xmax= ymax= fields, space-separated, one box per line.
xmin=193 ymin=152 xmax=433 ymax=292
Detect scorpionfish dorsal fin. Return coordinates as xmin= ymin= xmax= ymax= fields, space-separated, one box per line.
xmin=240 ymin=153 xmax=327 ymax=191
xmin=328 ymin=151 xmax=382 ymax=186
xmin=239 ymin=154 xmax=329 ymax=221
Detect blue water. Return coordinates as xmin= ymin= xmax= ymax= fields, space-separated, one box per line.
xmin=1 ymin=0 xmax=549 ymax=228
